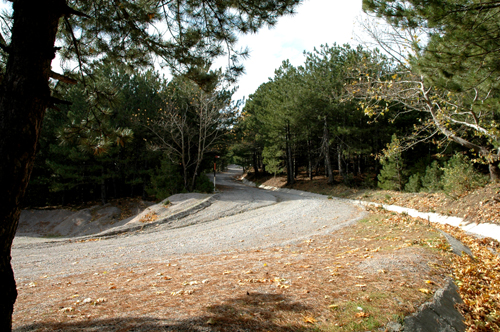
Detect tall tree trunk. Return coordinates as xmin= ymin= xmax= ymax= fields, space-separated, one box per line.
xmin=0 ymin=1 xmax=64 ymax=328
xmin=337 ymin=143 xmax=344 ymax=179
xmin=285 ymin=123 xmax=294 ymax=185
xmin=323 ymin=117 xmax=334 ymax=185
xmin=253 ymin=150 xmax=259 ymax=176
xmin=489 ymin=162 xmax=500 ymax=182
xmin=293 ymin=155 xmax=296 ymax=179
xmin=307 ymin=138 xmax=312 ymax=180
xmin=358 ymin=154 xmax=362 ymax=176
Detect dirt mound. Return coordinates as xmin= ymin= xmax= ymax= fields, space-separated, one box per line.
xmin=16 ymin=194 xmax=214 ymax=238
xmin=17 ymin=198 xmax=154 ymax=238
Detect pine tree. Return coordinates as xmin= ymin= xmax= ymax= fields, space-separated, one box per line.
xmin=377 ymin=134 xmax=407 ymax=191
xmin=362 ymin=0 xmax=500 ymax=180
xmin=0 ymin=1 xmax=302 ymax=327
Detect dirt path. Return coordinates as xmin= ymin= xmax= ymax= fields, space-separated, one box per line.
xmin=12 ymin=165 xmax=365 ymax=282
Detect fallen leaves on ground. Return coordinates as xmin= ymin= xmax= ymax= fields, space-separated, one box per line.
xmin=17 ymin=204 xmax=495 ymax=332
xmin=431 ymin=222 xmax=500 ymax=332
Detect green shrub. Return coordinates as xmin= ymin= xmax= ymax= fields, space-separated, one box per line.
xmin=146 ymin=154 xmax=184 ymax=200
xmin=362 ymin=173 xmax=377 ymax=188
xmin=377 ymin=135 xmax=407 ymax=191
xmin=441 ymin=153 xmax=487 ymax=198
xmin=405 ymin=173 xmax=422 ymax=192
xmin=421 ymin=160 xmax=443 ymax=192
xmin=262 ymin=145 xmax=284 ymax=176
xmin=194 ymin=172 xmax=214 ymax=193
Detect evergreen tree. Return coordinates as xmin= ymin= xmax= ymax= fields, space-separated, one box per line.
xmin=441 ymin=152 xmax=488 ymax=198
xmin=421 ymin=160 xmax=443 ymax=193
xmin=362 ymin=0 xmax=500 ymax=180
xmin=0 ymin=1 xmax=302 ymax=327
xmin=377 ymin=134 xmax=407 ymax=191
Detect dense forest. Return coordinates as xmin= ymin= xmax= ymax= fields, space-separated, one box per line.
xmin=230 ymin=0 xmax=500 ymax=197
xmin=230 ymin=41 xmax=493 ymax=197
xmin=24 ymin=64 xmax=237 ymax=207
xmin=22 ymin=0 xmax=500 ymax=207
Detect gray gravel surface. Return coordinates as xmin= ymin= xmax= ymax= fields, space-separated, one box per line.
xmin=12 ymin=165 xmax=365 ymax=281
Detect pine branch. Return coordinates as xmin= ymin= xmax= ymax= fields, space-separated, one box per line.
xmin=50 ymin=71 xmax=77 ymax=85
xmin=63 ymin=5 xmax=90 ymax=18
xmin=64 ymin=17 xmax=86 ymax=86
xmin=50 ymin=96 xmax=72 ymax=106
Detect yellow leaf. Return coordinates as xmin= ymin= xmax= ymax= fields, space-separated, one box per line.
xmin=303 ymin=316 xmax=317 ymax=324
xmin=356 ymin=312 xmax=370 ymax=318
xmin=419 ymin=288 xmax=431 ymax=294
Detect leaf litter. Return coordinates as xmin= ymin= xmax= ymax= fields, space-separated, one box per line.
xmin=12 ymin=205 xmax=499 ymax=331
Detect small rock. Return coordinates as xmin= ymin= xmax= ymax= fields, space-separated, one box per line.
xmin=403 ymin=278 xmax=466 ymax=332
xmin=439 ymin=230 xmax=473 ymax=258
xmin=385 ymin=321 xmax=403 ymax=332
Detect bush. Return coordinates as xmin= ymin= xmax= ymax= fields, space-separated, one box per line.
xmin=262 ymin=145 xmax=284 ymax=176
xmin=441 ymin=153 xmax=487 ymax=198
xmin=146 ymin=155 xmax=184 ymax=200
xmin=421 ymin=160 xmax=443 ymax=192
xmin=194 ymin=172 xmax=214 ymax=193
xmin=405 ymin=173 xmax=422 ymax=192
xmin=378 ymin=135 xmax=407 ymax=191
xmin=361 ymin=173 xmax=377 ymax=188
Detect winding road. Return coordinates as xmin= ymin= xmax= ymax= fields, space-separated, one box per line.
xmin=12 ymin=165 xmax=365 ymax=281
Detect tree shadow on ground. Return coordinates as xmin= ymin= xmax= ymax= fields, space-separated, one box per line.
xmin=15 ymin=292 xmax=317 ymax=332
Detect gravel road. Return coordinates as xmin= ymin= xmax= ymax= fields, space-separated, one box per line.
xmin=12 ymin=165 xmax=365 ymax=281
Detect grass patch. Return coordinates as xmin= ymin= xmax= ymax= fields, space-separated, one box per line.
xmin=42 ymin=233 xmax=61 ymax=238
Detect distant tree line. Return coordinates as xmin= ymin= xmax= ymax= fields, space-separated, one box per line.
xmin=230 ymin=38 xmax=494 ymax=193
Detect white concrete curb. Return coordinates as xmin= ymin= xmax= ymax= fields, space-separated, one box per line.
xmin=350 ymin=200 xmax=500 ymax=243
xmin=240 ymin=177 xmax=500 ymax=243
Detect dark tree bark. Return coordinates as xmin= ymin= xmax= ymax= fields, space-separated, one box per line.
xmin=357 ymin=154 xmax=362 ymax=176
xmin=306 ymin=137 xmax=313 ymax=180
xmin=337 ymin=143 xmax=344 ymax=179
xmin=253 ymin=150 xmax=259 ymax=176
xmin=323 ymin=116 xmax=334 ymax=185
xmin=489 ymin=162 xmax=500 ymax=182
xmin=285 ymin=122 xmax=294 ymax=185
xmin=0 ymin=0 xmax=65 ymax=328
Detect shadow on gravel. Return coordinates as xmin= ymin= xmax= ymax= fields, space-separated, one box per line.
xmin=15 ymin=293 xmax=316 ymax=332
